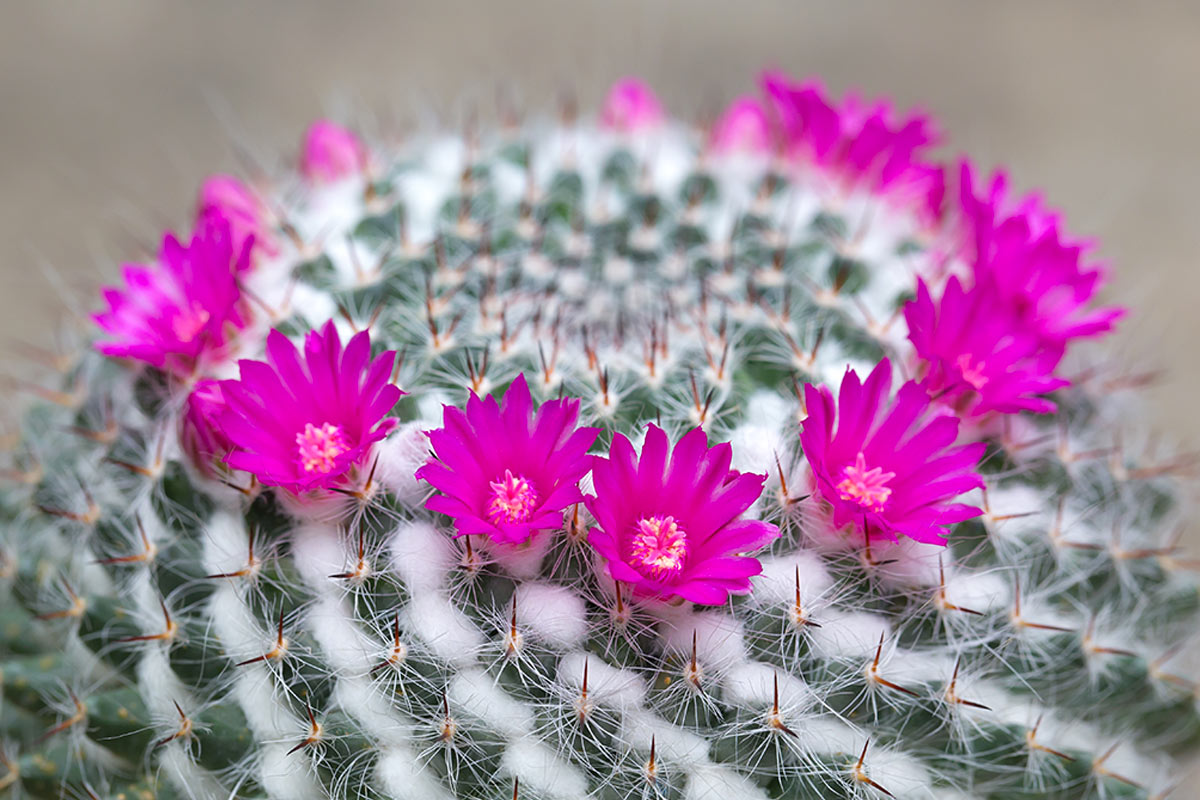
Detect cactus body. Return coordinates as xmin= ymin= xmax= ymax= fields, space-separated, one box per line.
xmin=1 ymin=77 xmax=1197 ymax=800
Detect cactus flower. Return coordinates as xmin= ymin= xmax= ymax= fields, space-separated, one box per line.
xmin=417 ymin=374 xmax=600 ymax=546
xmin=93 ymin=214 xmax=250 ymax=377
xmin=959 ymin=161 xmax=1125 ymax=347
xmin=179 ymin=379 xmax=234 ymax=479
xmin=599 ymin=77 xmax=665 ymax=132
xmin=197 ymin=174 xmax=276 ymax=261
xmin=800 ymin=359 xmax=986 ymax=546
xmin=905 ymin=276 xmax=1070 ymax=417
xmin=586 ymin=425 xmax=779 ymax=604
xmin=217 ymin=322 xmax=400 ymax=492
xmin=710 ymin=95 xmax=773 ymax=153
xmin=300 ymin=119 xmax=367 ymax=183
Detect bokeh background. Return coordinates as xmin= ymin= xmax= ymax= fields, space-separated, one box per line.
xmin=2 ymin=2 xmax=1198 ymax=444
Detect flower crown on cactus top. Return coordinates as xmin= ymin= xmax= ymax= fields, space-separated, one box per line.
xmin=3 ymin=69 xmax=1195 ymax=800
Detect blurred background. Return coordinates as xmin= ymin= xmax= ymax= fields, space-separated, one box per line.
xmin=2 ymin=1 xmax=1198 ymax=447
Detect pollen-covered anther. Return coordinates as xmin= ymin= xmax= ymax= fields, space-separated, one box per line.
xmin=836 ymin=452 xmax=894 ymax=512
xmin=296 ymin=422 xmax=351 ymax=475
xmin=629 ymin=515 xmax=689 ymax=578
xmin=488 ymin=470 xmax=539 ymax=525
xmin=865 ymin=633 xmax=916 ymax=697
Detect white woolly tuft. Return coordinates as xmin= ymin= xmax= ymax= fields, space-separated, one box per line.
xmin=683 ymin=764 xmax=771 ymax=800
xmin=332 ymin=676 xmax=413 ymax=746
xmin=808 ymin=609 xmax=891 ymax=659
xmin=513 ymin=581 xmax=588 ymax=648
xmin=795 ymin=716 xmax=863 ymax=758
xmin=557 ymin=652 xmax=646 ymax=711
xmin=863 ymin=744 xmax=936 ymax=798
xmin=256 ymin=741 xmax=324 ymax=800
xmin=655 ymin=609 xmax=749 ymax=672
xmin=943 ymin=567 xmax=1009 ymax=613
xmin=500 ymin=738 xmax=590 ymax=800
xmin=290 ymin=523 xmax=346 ymax=585
xmin=618 ymin=709 xmax=711 ymax=766
xmin=723 ymin=661 xmax=813 ymax=711
xmin=200 ymin=510 xmax=251 ymax=576
xmin=375 ymin=746 xmax=455 ymax=800
xmin=375 ymin=422 xmax=435 ymax=504
xmin=389 ymin=521 xmax=457 ymax=594
xmin=306 ymin=596 xmax=379 ymax=673
xmin=448 ymin=668 xmax=534 ymax=739
xmin=754 ymin=551 xmax=835 ymax=608
xmin=403 ymin=592 xmax=483 ymax=666
xmin=157 ymin=742 xmax=228 ymax=800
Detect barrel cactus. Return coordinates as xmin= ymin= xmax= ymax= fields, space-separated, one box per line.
xmin=1 ymin=73 xmax=1195 ymax=799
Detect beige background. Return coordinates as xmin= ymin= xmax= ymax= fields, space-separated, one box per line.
xmin=2 ymin=2 xmax=1198 ymax=442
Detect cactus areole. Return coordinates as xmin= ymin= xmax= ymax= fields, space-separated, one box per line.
xmin=1 ymin=73 xmax=1194 ymax=800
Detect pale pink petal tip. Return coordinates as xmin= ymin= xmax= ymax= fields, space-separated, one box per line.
xmin=301 ymin=119 xmax=367 ymax=183
xmin=600 ymin=77 xmax=665 ymax=132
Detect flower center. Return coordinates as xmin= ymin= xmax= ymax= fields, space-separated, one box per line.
xmin=171 ymin=306 xmax=211 ymax=343
xmin=955 ymin=354 xmax=988 ymax=391
xmin=629 ymin=515 xmax=688 ymax=577
xmin=487 ymin=470 xmax=540 ymax=524
xmin=835 ymin=452 xmax=895 ymax=512
xmin=295 ymin=422 xmax=351 ymax=474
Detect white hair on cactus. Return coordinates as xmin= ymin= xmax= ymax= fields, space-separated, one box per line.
xmin=754 ymin=550 xmax=835 ymax=609
xmin=256 ymin=741 xmax=324 ymax=800
xmin=807 ymin=609 xmax=891 ymax=660
xmin=389 ymin=520 xmax=457 ymax=594
xmin=375 ymin=422 xmax=435 ymax=505
xmin=500 ymin=738 xmax=589 ymax=800
xmin=683 ymin=763 xmax=771 ymax=800
xmin=137 ymin=645 xmax=189 ymax=721
xmin=723 ymin=660 xmax=813 ymax=711
xmin=618 ymin=709 xmax=710 ymax=767
xmin=306 ymin=596 xmax=378 ymax=674
xmin=557 ymin=652 xmax=647 ymax=711
xmin=873 ymin=538 xmax=945 ymax=587
xmin=332 ymin=676 xmax=413 ymax=747
xmin=860 ymin=743 xmax=935 ymax=798
xmin=512 ymin=581 xmax=588 ymax=648
xmin=943 ymin=567 xmax=1009 ymax=614
xmin=655 ymin=609 xmax=749 ymax=673
xmin=402 ymin=592 xmax=483 ymax=666
xmin=157 ymin=741 xmax=228 ymax=800
xmin=376 ymin=745 xmax=455 ymax=800
xmin=290 ymin=523 xmax=347 ymax=585
xmin=448 ymin=668 xmax=534 ymax=739
xmin=794 ymin=716 xmax=863 ymax=759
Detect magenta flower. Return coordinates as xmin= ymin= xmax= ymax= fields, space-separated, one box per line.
xmin=799 ymin=359 xmax=985 ymax=546
xmin=416 ymin=375 xmax=599 ymax=546
xmin=760 ymin=71 xmax=945 ymax=223
xmin=218 ymin=322 xmax=401 ymax=492
xmin=958 ymin=161 xmax=1125 ymax=347
xmin=180 ymin=379 xmax=234 ymax=479
xmin=93 ymin=214 xmax=250 ymax=377
xmin=301 ymin=119 xmax=367 ymax=183
xmin=585 ymin=426 xmax=779 ymax=605
xmin=905 ymin=277 xmax=1070 ymax=417
xmin=197 ymin=174 xmax=277 ymax=261
xmin=599 ymin=77 xmax=665 ymax=132
xmin=711 ymin=95 xmax=773 ymax=153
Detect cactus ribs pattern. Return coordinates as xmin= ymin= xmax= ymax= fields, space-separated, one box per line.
xmin=0 ymin=74 xmax=1196 ymax=800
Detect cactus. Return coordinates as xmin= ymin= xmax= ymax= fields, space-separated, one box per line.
xmin=1 ymin=73 xmax=1196 ymax=800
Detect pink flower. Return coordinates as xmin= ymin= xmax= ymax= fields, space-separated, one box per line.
xmin=218 ymin=322 xmax=401 ymax=492
xmin=417 ymin=375 xmax=599 ymax=546
xmin=180 ymin=379 xmax=234 ymax=479
xmin=300 ymin=119 xmax=367 ymax=183
xmin=599 ymin=77 xmax=665 ymax=132
xmin=93 ymin=214 xmax=250 ymax=377
xmin=760 ymin=71 xmax=945 ymax=223
xmin=905 ymin=277 xmax=1070 ymax=417
xmin=958 ymin=161 xmax=1125 ymax=346
xmin=710 ymin=95 xmax=773 ymax=153
xmin=197 ymin=174 xmax=277 ymax=261
xmin=799 ymin=359 xmax=985 ymax=546
xmin=586 ymin=425 xmax=779 ymax=605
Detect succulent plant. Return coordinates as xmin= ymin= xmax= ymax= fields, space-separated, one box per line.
xmin=1 ymin=74 xmax=1196 ymax=800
